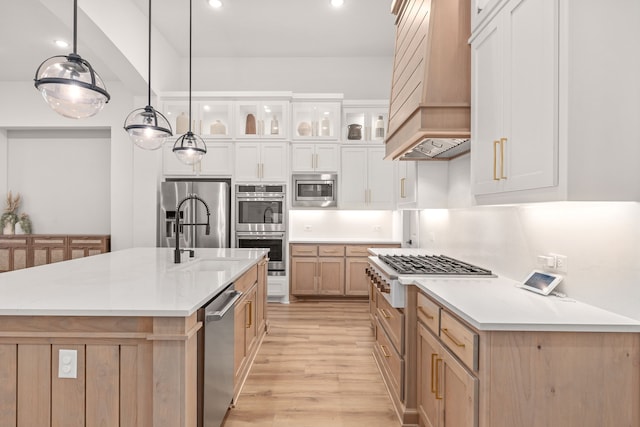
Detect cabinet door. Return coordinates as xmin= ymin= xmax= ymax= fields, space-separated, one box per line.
xmin=345 ymin=258 xmax=369 ymax=296
xmin=200 ymin=142 xmax=233 ymax=176
xmin=234 ymin=143 xmax=261 ymax=181
xmin=234 ymin=295 xmax=248 ymax=380
xmin=339 ymin=147 xmax=368 ymax=208
xmin=367 ymin=147 xmax=395 ymax=209
xmin=397 ymin=161 xmax=417 ymax=208
xmin=163 ymin=141 xmax=196 ymax=176
xmin=440 ymin=341 xmax=478 ymax=427
xmin=245 ymin=287 xmax=258 ymax=354
xmin=261 ymin=143 xmax=288 ymax=182
xmin=31 ymin=237 xmax=67 ymax=266
xmin=502 ymin=0 xmax=558 ymax=192
xmin=290 ymin=257 xmax=317 ymax=295
xmin=314 ymin=144 xmax=339 ymax=172
xmin=418 ymin=323 xmax=440 ymax=427
xmin=291 ymin=144 xmax=316 ymax=172
xmin=471 ymin=16 xmax=504 ymax=195
xmin=317 ymin=257 xmax=345 ymax=295
xmin=256 ymin=258 xmax=268 ymax=332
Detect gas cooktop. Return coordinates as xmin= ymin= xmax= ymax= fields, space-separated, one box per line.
xmin=378 ymin=254 xmax=494 ymax=276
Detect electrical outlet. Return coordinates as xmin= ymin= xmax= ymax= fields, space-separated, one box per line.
xmin=58 ymin=349 xmax=77 ymax=379
xmin=551 ymin=253 xmax=568 ymax=273
xmin=373 ymin=225 xmax=382 ymax=232
xmin=304 ymin=225 xmax=312 ymax=232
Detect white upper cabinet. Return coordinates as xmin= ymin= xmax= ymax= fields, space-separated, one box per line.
xmin=470 ymin=0 xmax=640 ymax=203
xmin=291 ymin=143 xmax=339 ymax=172
xmin=162 ymin=141 xmax=233 ymax=177
xmin=234 ymin=142 xmax=288 ymax=182
xmin=162 ymin=99 xmax=233 ymax=138
xmin=471 ymin=0 xmax=558 ymax=198
xmin=340 ymin=146 xmax=395 ymax=209
xmin=291 ymin=97 xmax=342 ymax=141
xmin=397 ymin=162 xmax=449 ymax=210
xmin=235 ymin=100 xmax=289 ymax=139
xmin=342 ymin=101 xmax=389 ymax=143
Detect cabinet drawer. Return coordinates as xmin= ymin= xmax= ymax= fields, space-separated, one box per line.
xmin=417 ymin=292 xmax=440 ymax=334
xmin=290 ymin=244 xmax=318 ymax=257
xmin=376 ymin=290 xmax=404 ymax=354
xmin=440 ymin=310 xmax=479 ymax=371
xmin=235 ymin=264 xmax=258 ymax=293
xmin=345 ymin=245 xmax=370 ymax=257
xmin=318 ymin=245 xmax=345 ymax=257
xmin=375 ymin=317 xmax=403 ymax=399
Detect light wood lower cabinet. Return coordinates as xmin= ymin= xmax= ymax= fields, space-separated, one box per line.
xmin=412 ymin=287 xmax=640 ymax=427
xmin=417 ymin=322 xmax=478 ymax=427
xmin=290 ymin=243 xmax=400 ymax=298
xmin=233 ymin=258 xmax=268 ymax=403
xmin=0 ymin=235 xmax=110 ymax=272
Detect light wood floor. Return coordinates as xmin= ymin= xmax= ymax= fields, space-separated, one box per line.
xmin=223 ymin=300 xmax=400 ymax=427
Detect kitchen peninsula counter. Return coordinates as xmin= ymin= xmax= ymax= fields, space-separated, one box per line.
xmin=0 ymin=247 xmax=269 ymax=427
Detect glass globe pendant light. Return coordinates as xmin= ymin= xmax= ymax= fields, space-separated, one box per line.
xmin=123 ymin=0 xmax=172 ymax=150
xmin=173 ymin=0 xmax=207 ymax=165
xmin=34 ymin=0 xmax=110 ymax=119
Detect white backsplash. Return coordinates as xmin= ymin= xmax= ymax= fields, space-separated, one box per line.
xmin=417 ymin=202 xmax=640 ymax=320
xmin=289 ymin=210 xmax=400 ymax=241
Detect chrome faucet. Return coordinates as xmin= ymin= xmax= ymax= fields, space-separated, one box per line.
xmin=174 ymin=193 xmax=211 ymax=263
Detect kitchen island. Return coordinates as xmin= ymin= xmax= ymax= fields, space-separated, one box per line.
xmin=0 ymin=247 xmax=269 ymax=427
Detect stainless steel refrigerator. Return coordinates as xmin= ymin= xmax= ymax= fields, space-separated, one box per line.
xmin=159 ymin=179 xmax=231 ymax=249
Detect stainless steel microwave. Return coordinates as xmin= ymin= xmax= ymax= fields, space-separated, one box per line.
xmin=292 ymin=173 xmax=337 ymax=208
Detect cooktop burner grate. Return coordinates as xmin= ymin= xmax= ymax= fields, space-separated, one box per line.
xmin=378 ymin=254 xmax=493 ymax=276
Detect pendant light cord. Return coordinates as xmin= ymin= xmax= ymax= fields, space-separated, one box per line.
xmin=73 ymin=0 xmax=78 ymax=54
xmin=188 ymin=0 xmax=193 ymax=133
xmin=147 ymin=0 xmax=152 ymax=106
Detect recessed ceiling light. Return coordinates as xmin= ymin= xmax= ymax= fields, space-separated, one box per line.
xmin=331 ymin=0 xmax=344 ymax=7
xmin=54 ymin=40 xmax=69 ymax=48
xmin=209 ymin=0 xmax=222 ymax=8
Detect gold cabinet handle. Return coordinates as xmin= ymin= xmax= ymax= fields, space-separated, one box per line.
xmin=248 ymin=300 xmax=253 ymax=327
xmin=418 ymin=306 xmax=434 ymax=320
xmin=493 ymin=140 xmax=500 ymax=181
xmin=500 ymin=137 xmax=507 ymax=179
xmin=435 ymin=357 xmax=443 ymax=400
xmin=400 ymin=177 xmax=406 ymax=198
xmin=245 ymin=301 xmax=251 ymax=328
xmin=380 ymin=308 xmax=391 ymax=319
xmin=380 ymin=345 xmax=391 ymax=358
xmin=441 ymin=328 xmax=465 ymax=348
xmin=430 ymin=353 xmax=438 ymax=393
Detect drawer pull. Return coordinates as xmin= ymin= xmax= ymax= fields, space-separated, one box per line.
xmin=380 ymin=345 xmax=391 ymax=358
xmin=418 ymin=306 xmax=434 ymax=320
xmin=442 ymin=328 xmax=465 ymax=348
xmin=380 ymin=308 xmax=391 ymax=319
xmin=430 ymin=353 xmax=438 ymax=393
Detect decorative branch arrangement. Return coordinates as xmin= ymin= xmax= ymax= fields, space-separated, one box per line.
xmin=1 ymin=191 xmax=32 ymax=234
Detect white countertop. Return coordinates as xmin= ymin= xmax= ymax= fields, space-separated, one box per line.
xmin=0 ymin=247 xmax=268 ymax=317
xmin=367 ymin=248 xmax=640 ymax=332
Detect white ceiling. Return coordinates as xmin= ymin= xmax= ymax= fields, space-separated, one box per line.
xmin=1 ymin=0 xmax=396 ymax=84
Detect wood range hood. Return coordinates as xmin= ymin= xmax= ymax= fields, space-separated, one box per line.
xmin=385 ymin=0 xmax=471 ymax=161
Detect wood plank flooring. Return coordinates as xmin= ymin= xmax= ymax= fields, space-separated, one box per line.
xmin=223 ymin=300 xmax=400 ymax=427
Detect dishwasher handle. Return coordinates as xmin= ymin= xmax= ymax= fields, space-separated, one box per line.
xmin=205 ymin=290 xmax=243 ymax=322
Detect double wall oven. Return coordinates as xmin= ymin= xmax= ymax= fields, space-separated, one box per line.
xmin=235 ymin=184 xmax=286 ymax=276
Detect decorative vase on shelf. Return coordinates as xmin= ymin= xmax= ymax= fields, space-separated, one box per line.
xmin=297 ymin=121 xmax=312 ymax=136
xmin=270 ymin=116 xmax=279 ymax=135
xmin=15 ymin=222 xmax=23 ymax=235
xmin=320 ymin=116 xmax=330 ymax=136
xmin=176 ymin=112 xmax=189 ymax=134
xmin=210 ymin=120 xmax=226 ymax=135
xmin=245 ymin=114 xmax=257 ymax=135
xmin=3 ymin=222 xmax=14 ymax=235
xmin=375 ymin=115 xmax=385 ymax=139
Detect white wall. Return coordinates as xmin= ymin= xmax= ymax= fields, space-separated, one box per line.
xmin=416 ymin=155 xmax=640 ymax=321
xmin=289 ymin=210 xmax=399 ymax=241
xmin=6 ymin=130 xmax=110 ymax=234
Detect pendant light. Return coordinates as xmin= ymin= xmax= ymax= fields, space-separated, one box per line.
xmin=123 ymin=0 xmax=172 ymax=150
xmin=172 ymin=0 xmax=207 ymax=165
xmin=34 ymin=0 xmax=110 ymax=119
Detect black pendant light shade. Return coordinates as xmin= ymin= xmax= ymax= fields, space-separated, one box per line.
xmin=173 ymin=131 xmax=207 ymax=165
xmin=173 ymin=0 xmax=207 ymax=164
xmin=124 ymin=0 xmax=172 ymax=150
xmin=124 ymin=105 xmax=172 ymax=150
xmin=34 ymin=0 xmax=110 ymax=119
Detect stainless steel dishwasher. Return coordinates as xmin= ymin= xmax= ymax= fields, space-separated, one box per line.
xmin=203 ymin=284 xmax=243 ymax=427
